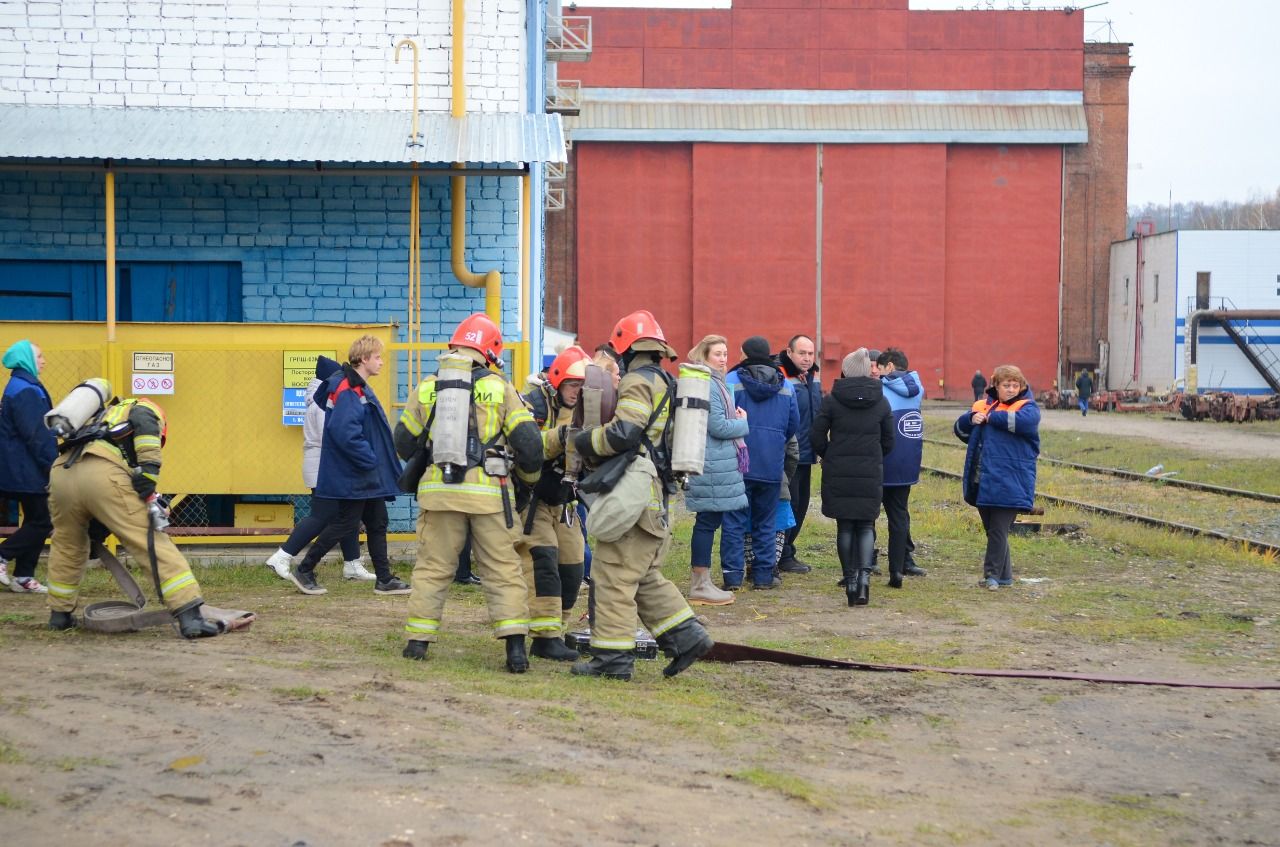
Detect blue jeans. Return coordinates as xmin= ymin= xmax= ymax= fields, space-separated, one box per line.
xmin=690 ymin=510 xmax=746 ymax=585
xmin=724 ymin=479 xmax=781 ymax=586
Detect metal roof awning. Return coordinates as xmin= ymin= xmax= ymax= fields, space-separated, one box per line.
xmin=568 ymin=88 xmax=1087 ymax=145
xmin=0 ymin=105 xmax=567 ymax=165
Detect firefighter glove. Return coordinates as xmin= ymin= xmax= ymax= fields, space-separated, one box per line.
xmin=131 ymin=469 xmax=157 ymax=500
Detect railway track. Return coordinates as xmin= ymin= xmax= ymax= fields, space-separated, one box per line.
xmin=919 ymin=464 xmax=1280 ymax=557
xmin=921 ymin=437 xmax=1280 ymax=504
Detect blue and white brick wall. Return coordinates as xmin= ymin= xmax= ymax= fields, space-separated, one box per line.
xmin=0 ymin=0 xmax=526 ymax=112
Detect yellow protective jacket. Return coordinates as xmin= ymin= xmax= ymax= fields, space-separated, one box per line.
xmin=395 ymin=352 xmax=543 ymax=514
xmin=82 ymin=398 xmax=166 ymax=486
xmin=574 ymin=353 xmax=674 ymax=533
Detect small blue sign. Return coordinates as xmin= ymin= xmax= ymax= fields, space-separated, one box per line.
xmin=282 ymin=388 xmax=307 ymax=426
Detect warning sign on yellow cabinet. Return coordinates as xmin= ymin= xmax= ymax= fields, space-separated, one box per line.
xmin=283 ymin=350 xmax=336 ymax=389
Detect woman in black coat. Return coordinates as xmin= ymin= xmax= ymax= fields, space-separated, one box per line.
xmin=811 ymin=348 xmax=894 ymax=606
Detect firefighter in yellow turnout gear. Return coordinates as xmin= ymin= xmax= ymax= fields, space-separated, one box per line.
xmin=394 ymin=314 xmax=545 ymax=673
xmin=571 ymin=311 xmax=714 ymax=681
xmin=517 ymin=346 xmax=592 ymax=662
xmin=46 ymin=392 xmax=221 ymax=638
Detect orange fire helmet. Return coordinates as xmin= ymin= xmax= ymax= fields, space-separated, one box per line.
xmin=547 ymin=345 xmax=591 ymax=389
xmin=449 ymin=313 xmax=504 ymax=366
xmin=608 ymin=309 xmax=667 ymax=355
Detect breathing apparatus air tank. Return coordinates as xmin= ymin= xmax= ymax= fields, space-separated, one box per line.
xmin=670 ymin=363 xmax=712 ymax=476
xmin=45 ymin=378 xmax=112 ymax=437
xmin=430 ymin=352 xmax=475 ymax=481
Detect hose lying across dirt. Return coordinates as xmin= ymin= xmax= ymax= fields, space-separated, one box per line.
xmin=704 ymin=643 xmax=1280 ymax=690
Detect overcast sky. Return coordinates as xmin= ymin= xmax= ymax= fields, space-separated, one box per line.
xmin=583 ymin=0 xmax=1280 ymax=209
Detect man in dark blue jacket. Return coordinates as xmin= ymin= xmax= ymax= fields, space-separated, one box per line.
xmin=289 ymin=335 xmax=410 ymax=597
xmin=776 ymin=335 xmax=822 ymax=574
xmin=726 ymin=336 xmax=799 ymax=590
xmin=877 ymin=348 xmax=926 ymax=587
xmin=0 ymin=340 xmax=57 ymax=593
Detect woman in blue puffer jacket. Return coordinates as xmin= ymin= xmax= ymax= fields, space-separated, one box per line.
xmin=953 ymin=364 xmax=1040 ymax=590
xmin=0 ymin=340 xmax=58 ymax=593
xmin=683 ymin=335 xmax=748 ymax=606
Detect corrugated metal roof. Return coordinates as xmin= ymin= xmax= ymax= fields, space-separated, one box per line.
xmin=0 ymin=106 xmax=567 ymax=164
xmin=568 ymin=89 xmax=1086 ymax=145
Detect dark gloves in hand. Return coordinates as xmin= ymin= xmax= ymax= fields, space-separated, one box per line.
xmin=131 ymin=470 xmax=157 ymax=500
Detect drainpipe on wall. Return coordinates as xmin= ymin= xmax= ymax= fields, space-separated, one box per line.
xmin=104 ymin=167 xmax=122 ymax=394
xmin=451 ymin=0 xmax=502 ymax=323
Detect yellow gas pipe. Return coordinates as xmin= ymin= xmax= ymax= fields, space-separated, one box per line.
xmin=104 ymin=169 xmax=121 ymax=393
xmin=451 ymin=0 xmax=501 ymax=324
xmin=396 ymin=39 xmax=424 ymax=387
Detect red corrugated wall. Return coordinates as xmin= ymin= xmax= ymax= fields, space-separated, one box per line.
xmin=572 ymin=2 xmax=1079 ymax=397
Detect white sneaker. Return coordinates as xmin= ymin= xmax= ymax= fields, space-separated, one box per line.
xmin=343 ymin=559 xmax=377 ymax=581
xmin=265 ymin=548 xmax=294 ymax=580
xmin=10 ymin=576 xmax=48 ymax=594
xmin=0 ymin=558 xmax=9 ymax=587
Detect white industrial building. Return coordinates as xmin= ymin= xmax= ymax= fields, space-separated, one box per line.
xmin=1107 ymin=230 xmax=1280 ymax=395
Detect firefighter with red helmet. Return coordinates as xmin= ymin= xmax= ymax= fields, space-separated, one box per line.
xmin=45 ymin=392 xmax=222 ymax=638
xmin=571 ymin=311 xmax=714 ymax=681
xmin=394 ymin=314 xmax=545 ymax=672
xmin=517 ymin=345 xmax=591 ymax=661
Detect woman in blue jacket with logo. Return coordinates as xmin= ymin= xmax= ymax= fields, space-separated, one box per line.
xmin=0 ymin=340 xmax=58 ymax=593
xmin=953 ymin=364 xmax=1040 ymax=590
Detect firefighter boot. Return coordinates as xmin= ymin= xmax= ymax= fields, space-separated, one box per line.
xmin=530 ymin=635 xmax=578 ymax=662
xmin=656 ymin=619 xmax=714 ymax=678
xmin=571 ymin=650 xmax=634 ymax=681
xmin=174 ymin=602 xmax=221 ymax=639
xmin=504 ymin=634 xmax=529 ymax=674
xmin=48 ymin=610 xmax=77 ymax=631
xmin=402 ymin=640 xmax=428 ymax=661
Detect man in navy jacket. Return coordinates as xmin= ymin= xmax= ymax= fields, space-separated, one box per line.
xmin=776 ymin=335 xmax=822 ymax=574
xmin=726 ymin=336 xmax=799 ymax=589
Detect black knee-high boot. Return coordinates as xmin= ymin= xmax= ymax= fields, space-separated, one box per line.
xmin=836 ymin=520 xmax=857 ymax=605
xmin=853 ymin=522 xmax=875 ymax=607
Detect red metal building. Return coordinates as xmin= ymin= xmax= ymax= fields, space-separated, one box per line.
xmin=546 ymin=0 xmax=1131 ymax=397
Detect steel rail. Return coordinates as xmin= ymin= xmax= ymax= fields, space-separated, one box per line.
xmin=920 ymin=465 xmax=1280 ymax=557
xmin=921 ymin=437 xmax=1280 ymax=504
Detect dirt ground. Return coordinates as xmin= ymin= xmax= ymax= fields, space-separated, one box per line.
xmin=1035 ymin=408 xmax=1280 ymax=459
xmin=3 ymin=412 xmax=1279 ymax=846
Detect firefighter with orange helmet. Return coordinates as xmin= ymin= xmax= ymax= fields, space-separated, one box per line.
xmin=394 ymin=314 xmax=545 ymax=672
xmin=570 ymin=311 xmax=714 ymax=680
xmin=516 ymin=345 xmax=591 ymax=661
xmin=45 ymin=392 xmax=222 ymax=638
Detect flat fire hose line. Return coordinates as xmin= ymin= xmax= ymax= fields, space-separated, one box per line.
xmin=703 ymin=642 xmax=1280 ymax=691
xmin=81 ymin=541 xmax=256 ymax=635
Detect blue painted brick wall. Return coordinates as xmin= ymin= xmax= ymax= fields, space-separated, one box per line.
xmin=0 ymin=164 xmax=528 ymax=532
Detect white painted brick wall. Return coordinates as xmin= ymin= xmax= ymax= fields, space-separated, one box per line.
xmin=0 ymin=0 xmax=527 ymax=111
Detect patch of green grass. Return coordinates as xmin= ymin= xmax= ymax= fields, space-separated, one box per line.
xmin=732 ymin=767 xmax=826 ymax=808
xmin=0 ymin=738 xmax=23 ymax=764
xmin=1037 ymin=794 xmax=1189 ymax=847
xmin=847 ymin=715 xmax=890 ymax=742
xmin=536 ymin=704 xmax=577 ymax=722
xmin=914 ymin=821 xmax=988 ymax=845
xmin=53 ymin=755 xmax=112 ymax=772
xmin=0 ymin=790 xmax=26 ymax=809
xmin=0 ymin=613 xmax=34 ymax=625
xmin=271 ymin=685 xmax=329 ymax=700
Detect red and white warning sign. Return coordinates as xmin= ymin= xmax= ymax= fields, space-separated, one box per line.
xmin=132 ymin=373 xmax=175 ymax=395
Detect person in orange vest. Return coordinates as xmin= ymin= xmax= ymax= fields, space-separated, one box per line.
xmin=953 ymin=364 xmax=1040 ymax=590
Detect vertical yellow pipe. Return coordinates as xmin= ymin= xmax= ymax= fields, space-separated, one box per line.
xmin=521 ymin=172 xmax=531 ymax=379
xmin=449 ymin=0 xmax=502 ymax=323
xmin=452 ymin=0 xmax=465 ymax=119
xmin=105 ymin=169 xmax=121 ymax=395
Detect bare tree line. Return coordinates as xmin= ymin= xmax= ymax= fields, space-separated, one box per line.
xmin=1127 ymin=186 xmax=1280 ymax=234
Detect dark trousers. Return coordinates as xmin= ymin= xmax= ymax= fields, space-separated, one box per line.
xmin=299 ymin=498 xmax=390 ymax=581
xmin=781 ymin=463 xmax=813 ymax=563
xmin=881 ymin=485 xmax=913 ymax=576
xmin=977 ymin=506 xmax=1017 ymax=582
xmin=0 ymin=492 xmax=52 ymax=578
xmin=282 ymin=491 xmax=361 ymax=561
xmin=456 ymin=533 xmax=473 ymax=582
xmin=724 ymin=479 xmax=781 ymax=586
xmin=836 ymin=519 xmax=875 ymax=577
xmin=690 ymin=510 xmax=745 ymax=583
